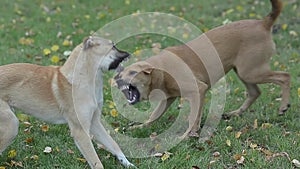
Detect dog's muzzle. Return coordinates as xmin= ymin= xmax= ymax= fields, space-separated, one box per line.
xmin=108 ymin=46 xmax=130 ymax=70
xmin=115 ymin=78 xmax=140 ymax=105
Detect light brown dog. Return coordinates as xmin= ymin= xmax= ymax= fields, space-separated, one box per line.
xmin=0 ymin=36 xmax=135 ymax=169
xmin=114 ymin=0 xmax=290 ymax=137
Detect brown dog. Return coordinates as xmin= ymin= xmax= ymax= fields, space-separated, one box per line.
xmin=0 ymin=36 xmax=135 ymax=169
xmin=114 ymin=0 xmax=290 ymax=137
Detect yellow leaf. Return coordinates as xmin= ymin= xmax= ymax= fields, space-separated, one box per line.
xmin=19 ymin=37 xmax=34 ymax=45
xmin=114 ymin=127 xmax=119 ymax=132
xmin=226 ymin=139 xmax=231 ymax=147
xmin=253 ymin=119 xmax=258 ymax=129
xmin=109 ymin=101 xmax=115 ymax=109
xmin=16 ymin=113 xmax=29 ymax=122
xmin=169 ymin=6 xmax=176 ymax=12
xmin=250 ymin=143 xmax=258 ymax=149
xmin=182 ymin=33 xmax=189 ymax=39
xmin=50 ymin=55 xmax=60 ymax=63
xmin=249 ymin=13 xmax=256 ymax=17
xmin=8 ymin=150 xmax=17 ymax=158
xmin=84 ymin=15 xmax=90 ymax=19
xmin=110 ymin=109 xmax=118 ymax=117
xmin=161 ymin=153 xmax=170 ymax=161
xmin=226 ymin=126 xmax=233 ymax=132
xmin=235 ymin=131 xmax=242 ymax=139
xmin=155 ymin=144 xmax=161 ymax=151
xmin=261 ymin=123 xmax=272 ymax=129
xmin=77 ymin=158 xmax=87 ymax=163
xmin=273 ymin=61 xmax=279 ymax=67
xmin=30 ymin=155 xmax=39 ymax=160
xmin=281 ymin=24 xmax=288 ymax=31
xmin=133 ymin=49 xmax=141 ymax=56
xmin=62 ymin=40 xmax=71 ymax=46
xmin=51 ymin=45 xmax=59 ymax=52
xmin=0 ymin=166 xmax=6 ymax=169
xmin=225 ymin=8 xmax=234 ymax=15
xmin=43 ymin=48 xmax=51 ymax=55
xmin=236 ymin=5 xmax=244 ymax=12
xmin=298 ymin=88 xmax=300 ymax=97
xmin=234 ymin=88 xmax=240 ymax=94
xmin=261 ymin=149 xmax=273 ymax=156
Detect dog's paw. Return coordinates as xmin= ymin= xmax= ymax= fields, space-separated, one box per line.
xmin=279 ymin=103 xmax=291 ymax=115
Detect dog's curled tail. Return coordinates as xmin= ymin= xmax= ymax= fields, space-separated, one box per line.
xmin=264 ymin=0 xmax=283 ymax=29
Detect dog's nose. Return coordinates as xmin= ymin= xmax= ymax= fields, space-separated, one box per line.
xmin=114 ymin=46 xmax=131 ymax=59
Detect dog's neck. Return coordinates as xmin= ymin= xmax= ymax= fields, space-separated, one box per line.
xmin=60 ymin=44 xmax=103 ymax=85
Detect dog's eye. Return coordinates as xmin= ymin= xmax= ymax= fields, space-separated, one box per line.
xmin=129 ymin=70 xmax=138 ymax=75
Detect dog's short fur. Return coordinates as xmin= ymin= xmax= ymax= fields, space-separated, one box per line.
xmin=114 ymin=0 xmax=290 ymax=137
xmin=0 ymin=36 xmax=134 ymax=169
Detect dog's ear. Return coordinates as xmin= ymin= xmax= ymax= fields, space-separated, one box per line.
xmin=142 ymin=67 xmax=153 ymax=75
xmin=83 ymin=36 xmax=98 ymax=50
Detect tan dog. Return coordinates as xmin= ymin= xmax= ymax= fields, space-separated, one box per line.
xmin=0 ymin=36 xmax=135 ymax=169
xmin=114 ymin=0 xmax=290 ymax=137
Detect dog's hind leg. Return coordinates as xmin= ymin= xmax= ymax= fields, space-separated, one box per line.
xmin=0 ymin=100 xmax=19 ymax=154
xmin=90 ymin=109 xmax=134 ymax=168
xmin=226 ymin=65 xmax=290 ymax=118
xmin=224 ymin=80 xmax=261 ymax=118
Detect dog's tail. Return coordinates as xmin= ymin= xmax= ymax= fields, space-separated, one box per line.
xmin=264 ymin=0 xmax=283 ymax=29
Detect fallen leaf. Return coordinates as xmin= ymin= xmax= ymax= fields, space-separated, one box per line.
xmin=161 ymin=153 xmax=170 ymax=161
xmin=25 ymin=137 xmax=34 ymax=143
xmin=110 ymin=109 xmax=118 ymax=117
xmin=30 ymin=155 xmax=39 ymax=160
xmin=235 ymin=131 xmax=242 ymax=139
xmin=19 ymin=37 xmax=34 ymax=45
xmin=292 ymin=159 xmax=300 ymax=168
xmin=226 ymin=126 xmax=233 ymax=132
xmin=8 ymin=150 xmax=17 ymax=158
xmin=261 ymin=149 xmax=273 ymax=156
xmin=261 ymin=123 xmax=272 ymax=129
xmin=250 ymin=143 xmax=258 ymax=149
xmin=43 ymin=146 xmax=52 ymax=153
xmin=43 ymin=48 xmax=51 ymax=55
xmin=77 ymin=158 xmax=87 ymax=163
xmin=51 ymin=55 xmax=60 ymax=63
xmin=253 ymin=119 xmax=258 ymax=129
xmin=41 ymin=125 xmax=49 ymax=132
xmin=226 ymin=139 xmax=231 ymax=147
xmin=213 ymin=151 xmax=220 ymax=157
xmin=237 ymin=156 xmax=245 ymax=164
xmin=0 ymin=167 xmax=6 ymax=169
xmin=10 ymin=161 xmax=23 ymax=167
xmin=281 ymin=24 xmax=288 ymax=31
xmin=67 ymin=149 xmax=74 ymax=154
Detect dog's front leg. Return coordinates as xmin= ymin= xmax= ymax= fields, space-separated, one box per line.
xmin=68 ymin=118 xmax=104 ymax=169
xmin=182 ymin=81 xmax=208 ymax=139
xmin=129 ymin=97 xmax=176 ymax=130
xmin=91 ymin=109 xmax=135 ymax=168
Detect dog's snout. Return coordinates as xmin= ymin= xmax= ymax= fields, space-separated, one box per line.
xmin=114 ymin=46 xmax=131 ymax=59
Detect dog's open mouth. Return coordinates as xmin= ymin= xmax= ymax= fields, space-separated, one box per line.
xmin=108 ymin=46 xmax=130 ymax=70
xmin=119 ymin=83 xmax=140 ymax=105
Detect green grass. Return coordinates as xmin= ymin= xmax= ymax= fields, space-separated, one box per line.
xmin=0 ymin=0 xmax=299 ymax=168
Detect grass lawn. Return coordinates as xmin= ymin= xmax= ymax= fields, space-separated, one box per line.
xmin=0 ymin=0 xmax=299 ymax=168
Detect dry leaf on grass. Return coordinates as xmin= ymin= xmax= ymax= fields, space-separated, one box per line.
xmin=292 ymin=159 xmax=300 ymax=168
